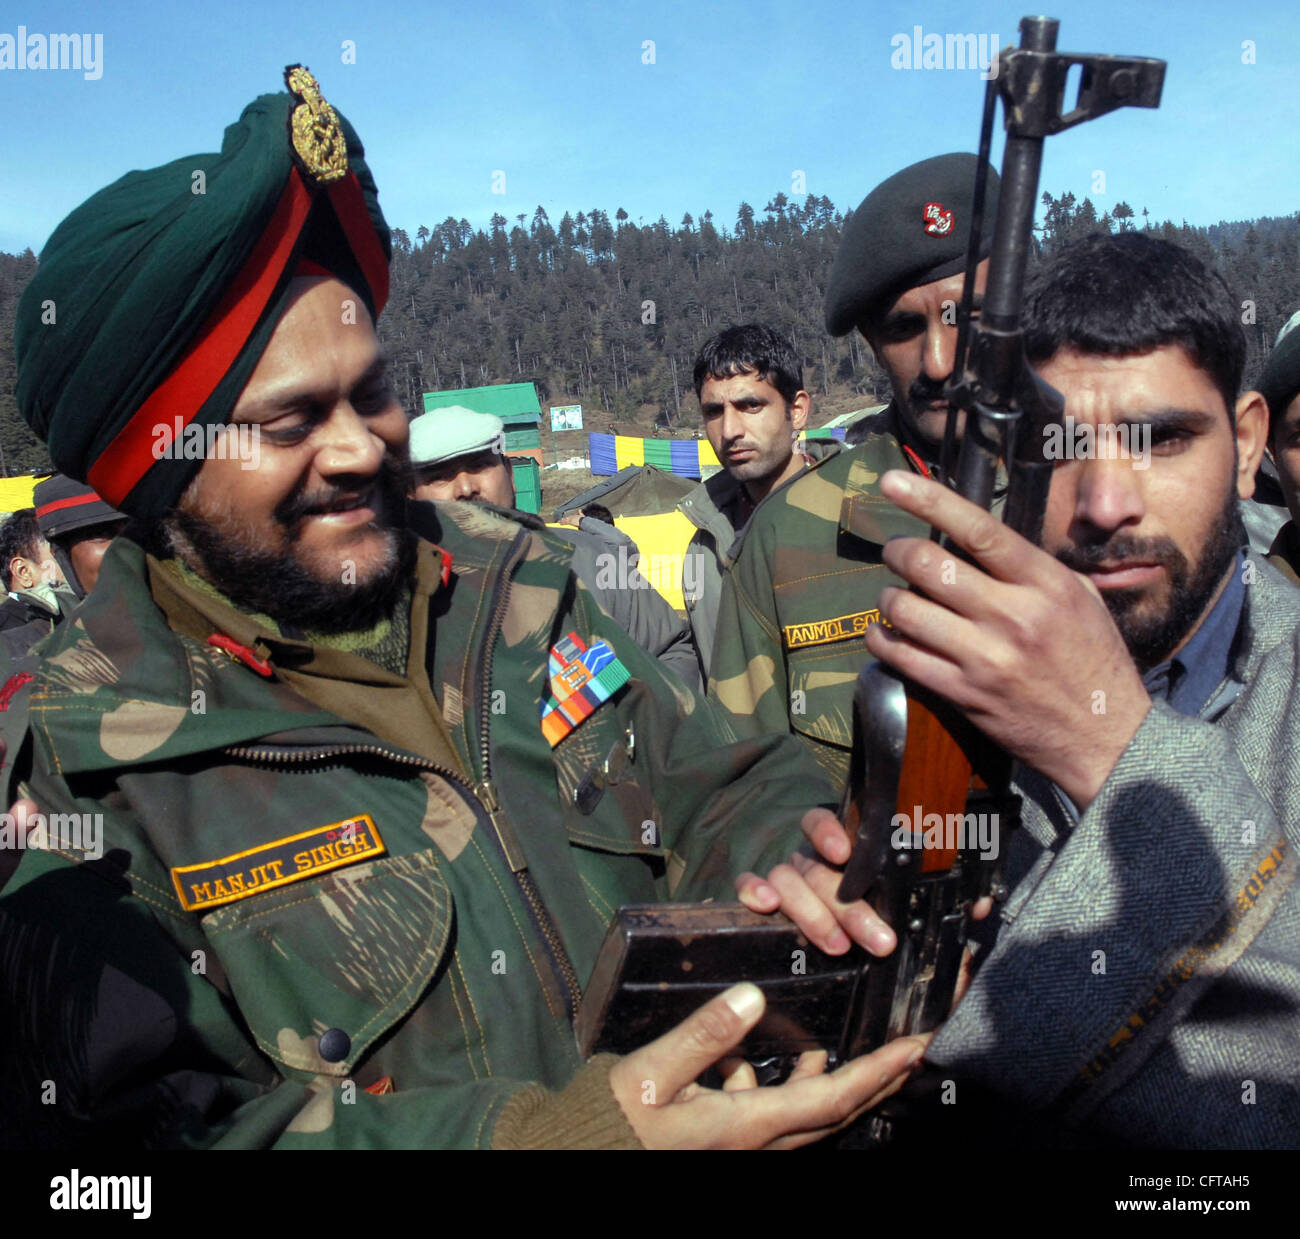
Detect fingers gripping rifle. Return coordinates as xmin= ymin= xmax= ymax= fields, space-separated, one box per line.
xmin=577 ymin=17 xmax=1164 ymax=1082
xmin=836 ymin=16 xmax=1165 ymax=1054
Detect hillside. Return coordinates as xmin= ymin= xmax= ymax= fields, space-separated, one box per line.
xmin=2 ymin=191 xmax=1297 ymax=506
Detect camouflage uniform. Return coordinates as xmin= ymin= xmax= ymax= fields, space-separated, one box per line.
xmin=707 ymin=423 xmax=928 ymax=788
xmin=0 ymin=500 xmax=835 ymax=1149
xmin=679 ymin=439 xmax=840 ymax=681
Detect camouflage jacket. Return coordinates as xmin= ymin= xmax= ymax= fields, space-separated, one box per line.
xmin=0 ymin=500 xmax=835 ymax=1149
xmin=707 ymin=430 xmax=927 ymax=787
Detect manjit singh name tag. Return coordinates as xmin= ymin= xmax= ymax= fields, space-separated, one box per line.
xmin=171 ymin=815 xmax=386 ymax=912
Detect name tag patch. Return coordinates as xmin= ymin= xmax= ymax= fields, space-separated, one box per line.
xmin=783 ymin=608 xmax=884 ymax=650
xmin=171 ymin=815 xmax=386 ymax=912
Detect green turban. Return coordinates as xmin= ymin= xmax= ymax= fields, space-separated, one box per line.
xmin=15 ymin=65 xmax=391 ymax=519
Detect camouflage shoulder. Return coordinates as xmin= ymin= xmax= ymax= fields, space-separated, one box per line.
xmin=741 ymin=441 xmax=861 ymax=539
xmin=410 ymin=495 xmax=521 ymax=547
xmin=409 ymin=497 xmax=571 ymax=576
xmin=0 ymin=652 xmax=40 ymax=804
xmin=405 ymin=496 xmax=564 ymax=566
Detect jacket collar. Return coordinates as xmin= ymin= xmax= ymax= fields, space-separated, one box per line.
xmin=30 ymin=536 xmax=392 ymax=774
xmin=837 ymin=431 xmax=931 ymax=546
xmin=682 ymin=438 xmax=845 ymax=563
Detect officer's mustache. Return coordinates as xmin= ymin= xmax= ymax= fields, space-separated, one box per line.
xmin=908 ymin=374 xmax=949 ymax=408
xmin=274 ymin=449 xmax=408 ymax=534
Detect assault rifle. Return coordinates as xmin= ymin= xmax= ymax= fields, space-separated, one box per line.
xmin=577 ymin=17 xmax=1165 ymax=1089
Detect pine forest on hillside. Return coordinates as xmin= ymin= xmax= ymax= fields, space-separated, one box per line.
xmin=1 ymin=190 xmax=1298 ymax=478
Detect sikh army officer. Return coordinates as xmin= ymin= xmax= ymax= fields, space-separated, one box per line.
xmin=677 ymin=323 xmax=839 ymax=679
xmin=0 ymin=68 xmax=924 ymax=1151
xmin=408 ymin=406 xmax=701 ymax=688
xmin=744 ymin=233 xmax=1300 ymax=1148
xmin=708 ymin=154 xmax=997 ymax=784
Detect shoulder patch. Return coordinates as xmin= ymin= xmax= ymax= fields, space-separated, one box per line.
xmin=784 ymin=609 xmax=884 ymax=649
xmin=171 ymin=814 xmax=385 ymax=912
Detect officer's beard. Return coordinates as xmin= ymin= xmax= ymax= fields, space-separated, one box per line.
xmin=1052 ymin=478 xmax=1245 ymax=673
xmin=159 ymin=451 xmax=414 ymax=636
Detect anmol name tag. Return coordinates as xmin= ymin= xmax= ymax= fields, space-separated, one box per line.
xmin=783 ymin=608 xmax=883 ymax=650
xmin=171 ymin=814 xmax=385 ymax=912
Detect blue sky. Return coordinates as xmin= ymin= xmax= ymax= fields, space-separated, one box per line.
xmin=1 ymin=0 xmax=1296 ymax=255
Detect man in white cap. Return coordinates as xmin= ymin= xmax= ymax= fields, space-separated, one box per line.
xmin=409 ymin=407 xmax=701 ymax=687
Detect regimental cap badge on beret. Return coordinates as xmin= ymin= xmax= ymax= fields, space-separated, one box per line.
xmin=285 ymin=64 xmax=348 ymax=184
xmin=923 ymin=202 xmax=954 ymax=238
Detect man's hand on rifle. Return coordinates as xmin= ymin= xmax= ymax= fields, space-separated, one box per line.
xmin=736 ymin=809 xmax=898 ymax=956
xmin=865 ymin=469 xmax=1151 ymax=810
xmin=609 ymin=981 xmax=928 ymax=1147
xmin=735 ymin=466 xmax=1149 ymax=958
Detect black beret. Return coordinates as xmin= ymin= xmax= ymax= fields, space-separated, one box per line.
xmin=33 ymin=475 xmax=124 ymax=541
xmin=1259 ymin=309 xmax=1300 ymax=435
xmin=15 ymin=65 xmax=390 ymax=520
xmin=824 ymin=153 xmax=1000 ymax=337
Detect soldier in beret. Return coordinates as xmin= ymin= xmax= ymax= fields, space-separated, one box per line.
xmin=32 ymin=475 xmax=127 ymax=600
xmin=708 ymin=153 xmax=998 ymax=785
xmin=408 ymin=406 xmax=701 ymax=687
xmin=0 ymin=67 xmax=923 ymax=1150
xmin=1255 ymin=309 xmax=1300 ymax=582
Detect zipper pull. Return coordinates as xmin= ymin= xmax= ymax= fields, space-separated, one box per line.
xmin=475 ymin=779 xmax=528 ymax=873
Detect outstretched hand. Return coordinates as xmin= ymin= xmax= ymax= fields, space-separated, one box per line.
xmin=608 ymin=981 xmax=927 ymax=1149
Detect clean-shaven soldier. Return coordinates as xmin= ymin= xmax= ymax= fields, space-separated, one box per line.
xmin=708 ymin=154 xmax=997 ymax=785
xmin=678 ymin=323 xmax=839 ymax=680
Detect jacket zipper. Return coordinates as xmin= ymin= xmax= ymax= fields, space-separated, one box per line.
xmin=474 ymin=531 xmax=583 ymax=1020
xmin=224 ymin=531 xmax=585 ymax=1023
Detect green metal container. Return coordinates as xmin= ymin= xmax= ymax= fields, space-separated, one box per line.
xmin=511 ymin=457 xmax=541 ymax=514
